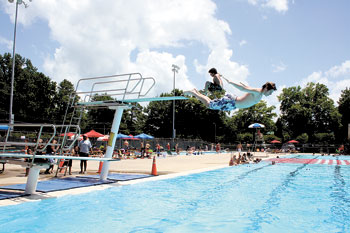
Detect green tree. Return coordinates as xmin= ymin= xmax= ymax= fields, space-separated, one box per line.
xmin=338 ymin=88 xmax=350 ymax=142
xmin=296 ymin=133 xmax=308 ymax=144
xmin=236 ymin=132 xmax=253 ymax=143
xmin=0 ymin=53 xmax=56 ymax=123
xmin=314 ymin=132 xmax=335 ymax=144
xmin=84 ymin=94 xmax=145 ymax=135
xmin=85 ymin=94 xmax=115 ymax=134
xmin=264 ymin=134 xmax=281 ymax=143
xmin=119 ymin=103 xmax=145 ymax=135
xmin=143 ymin=89 xmax=227 ymax=142
xmin=278 ymin=82 xmax=341 ymax=142
xmin=0 ymin=53 xmax=12 ymax=120
xmin=227 ymin=101 xmax=277 ymax=142
xmin=52 ymin=79 xmax=76 ymax=124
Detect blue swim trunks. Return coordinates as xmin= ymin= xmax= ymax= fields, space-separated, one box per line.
xmin=209 ymin=94 xmax=237 ymax=111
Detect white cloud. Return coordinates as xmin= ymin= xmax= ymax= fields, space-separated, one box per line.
xmin=247 ymin=0 xmax=258 ymax=6
xmin=264 ymin=0 xmax=288 ymax=13
xmin=325 ymin=60 xmax=350 ymax=78
xmin=301 ymin=60 xmax=350 ymax=105
xmin=239 ymin=40 xmax=247 ymax=46
xmin=247 ymin=0 xmax=289 ymax=13
xmin=0 ymin=36 xmax=12 ymax=50
xmin=3 ymin=0 xmax=247 ymax=99
xmin=272 ymin=61 xmax=287 ymax=73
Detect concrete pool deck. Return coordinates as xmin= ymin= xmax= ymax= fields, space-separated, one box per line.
xmin=0 ymin=152 xmax=282 ymax=206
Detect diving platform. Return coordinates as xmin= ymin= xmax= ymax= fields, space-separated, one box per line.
xmin=0 ymin=72 xmax=187 ymax=195
xmin=68 ymin=73 xmax=188 ymax=182
xmin=75 ymin=96 xmax=187 ymax=108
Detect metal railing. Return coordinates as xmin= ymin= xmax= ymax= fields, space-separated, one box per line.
xmin=0 ymin=123 xmax=81 ymax=166
xmin=73 ymin=73 xmax=156 ymax=104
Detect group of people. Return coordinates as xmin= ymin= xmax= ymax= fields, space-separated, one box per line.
xmin=230 ymin=152 xmax=262 ymax=166
xmin=25 ymin=134 xmax=93 ymax=176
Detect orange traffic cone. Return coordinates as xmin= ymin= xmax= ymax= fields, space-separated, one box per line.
xmin=59 ymin=159 xmax=65 ymax=173
xmin=229 ymin=156 xmax=233 ymax=166
xmin=97 ymin=161 xmax=103 ymax=173
xmin=151 ymin=156 xmax=157 ymax=176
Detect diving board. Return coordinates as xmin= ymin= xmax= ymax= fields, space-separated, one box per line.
xmin=70 ymin=74 xmax=190 ymax=181
xmin=0 ymin=73 xmax=189 ymax=195
xmin=122 ymin=96 xmax=187 ymax=103
xmin=75 ymin=96 xmax=187 ymax=107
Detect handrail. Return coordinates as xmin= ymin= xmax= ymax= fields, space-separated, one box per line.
xmin=55 ymin=124 xmax=81 ymax=153
xmin=0 ymin=124 xmax=81 ymax=167
xmin=73 ymin=73 xmax=155 ymax=104
xmin=0 ymin=123 xmax=57 ymax=167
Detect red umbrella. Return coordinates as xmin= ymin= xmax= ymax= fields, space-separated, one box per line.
xmin=59 ymin=132 xmax=75 ymax=137
xmin=270 ymin=140 xmax=281 ymax=143
xmin=97 ymin=135 xmax=109 ymax=141
xmin=288 ymin=140 xmax=299 ymax=143
xmin=84 ymin=130 xmax=104 ymax=138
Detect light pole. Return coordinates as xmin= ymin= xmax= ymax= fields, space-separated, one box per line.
xmin=8 ymin=0 xmax=31 ymax=125
xmin=171 ymin=64 xmax=180 ymax=139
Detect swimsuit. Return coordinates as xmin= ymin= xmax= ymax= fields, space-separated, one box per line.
xmin=208 ymin=82 xmax=223 ymax=92
xmin=209 ymin=94 xmax=237 ymax=111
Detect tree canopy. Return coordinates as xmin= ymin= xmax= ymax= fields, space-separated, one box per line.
xmin=277 ymin=82 xmax=341 ymax=143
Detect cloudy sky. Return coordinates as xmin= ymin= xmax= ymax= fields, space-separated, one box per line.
xmin=1 ymin=0 xmax=350 ymax=114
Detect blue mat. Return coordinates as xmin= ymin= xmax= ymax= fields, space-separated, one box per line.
xmin=0 ymin=190 xmax=28 ymax=200
xmin=78 ymin=173 xmax=153 ymax=181
xmin=0 ymin=177 xmax=115 ymax=193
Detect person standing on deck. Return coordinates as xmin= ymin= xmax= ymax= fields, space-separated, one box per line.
xmin=79 ymin=135 xmax=92 ymax=174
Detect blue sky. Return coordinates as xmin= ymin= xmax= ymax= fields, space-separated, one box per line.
xmin=1 ymin=0 xmax=349 ymax=115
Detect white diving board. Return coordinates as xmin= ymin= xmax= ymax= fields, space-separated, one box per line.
xmin=123 ymin=96 xmax=188 ymax=103
xmin=76 ymin=96 xmax=188 ymax=107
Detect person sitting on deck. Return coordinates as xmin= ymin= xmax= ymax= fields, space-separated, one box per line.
xmin=44 ymin=139 xmax=59 ymax=174
xmin=184 ymin=78 xmax=276 ymax=111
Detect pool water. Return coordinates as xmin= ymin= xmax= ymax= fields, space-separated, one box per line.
xmin=1 ymin=154 xmax=350 ymax=233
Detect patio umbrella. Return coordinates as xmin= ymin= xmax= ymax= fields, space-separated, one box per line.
xmin=59 ymin=132 xmax=75 ymax=137
xmin=127 ymin=134 xmax=140 ymax=140
xmin=270 ymin=140 xmax=281 ymax=143
xmin=97 ymin=135 xmax=109 ymax=141
xmin=0 ymin=125 xmax=9 ymax=130
xmin=288 ymin=140 xmax=299 ymax=143
xmin=248 ymin=123 xmax=265 ymax=128
xmin=116 ymin=133 xmax=130 ymax=139
xmin=84 ymin=130 xmax=104 ymax=138
xmin=134 ymin=133 xmax=154 ymax=139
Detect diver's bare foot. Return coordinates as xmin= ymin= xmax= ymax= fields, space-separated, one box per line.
xmin=193 ymin=89 xmax=201 ymax=95
xmin=184 ymin=90 xmax=195 ymax=97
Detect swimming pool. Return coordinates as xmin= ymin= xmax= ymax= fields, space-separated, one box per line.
xmin=1 ymin=154 xmax=350 ymax=232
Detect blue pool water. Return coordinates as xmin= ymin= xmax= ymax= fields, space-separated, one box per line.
xmin=1 ymin=154 xmax=350 ymax=233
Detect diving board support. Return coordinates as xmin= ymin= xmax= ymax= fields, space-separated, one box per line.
xmin=100 ymin=105 xmax=130 ymax=180
xmin=25 ymin=164 xmax=49 ymax=194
